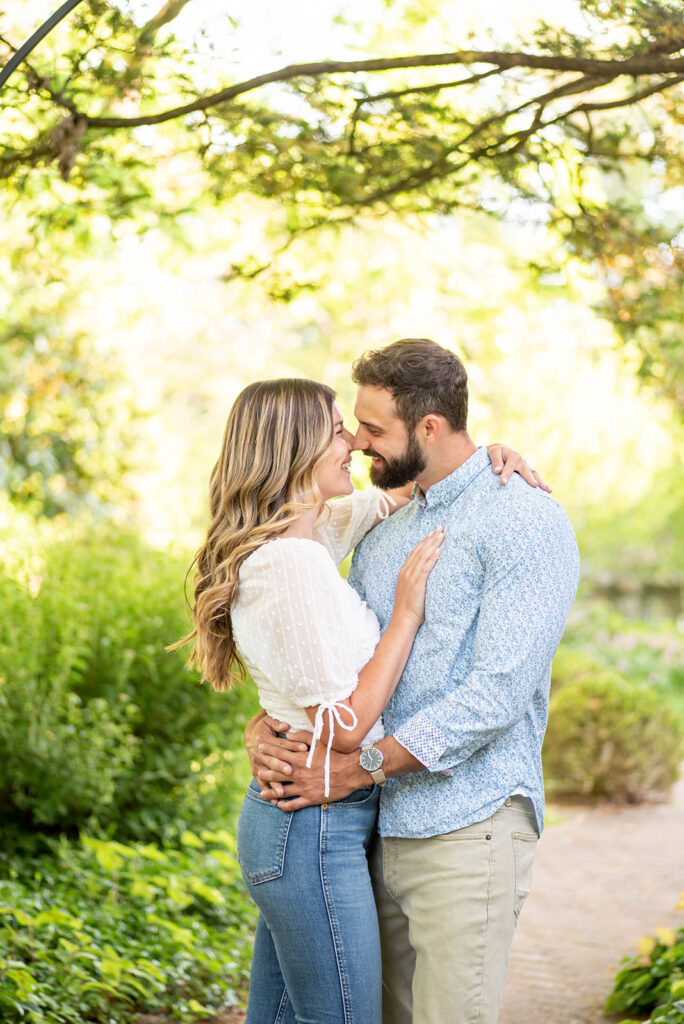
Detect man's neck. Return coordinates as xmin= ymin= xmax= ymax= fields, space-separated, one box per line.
xmin=415 ymin=433 xmax=477 ymax=494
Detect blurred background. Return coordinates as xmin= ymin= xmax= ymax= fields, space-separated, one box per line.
xmin=0 ymin=1 xmax=682 ymax=1021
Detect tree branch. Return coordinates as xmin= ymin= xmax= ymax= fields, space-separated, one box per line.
xmin=347 ymin=68 xmax=504 ymax=153
xmin=83 ymin=47 xmax=684 ymax=130
xmin=0 ymin=33 xmax=78 ymax=115
xmin=562 ymin=73 xmax=684 ymax=117
xmin=139 ymin=0 xmax=195 ymax=40
xmin=357 ymin=65 xmax=503 ymax=106
xmin=351 ymin=74 xmax=684 ymax=210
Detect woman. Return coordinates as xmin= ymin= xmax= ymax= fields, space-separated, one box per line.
xmin=175 ymin=378 xmax=539 ymax=1024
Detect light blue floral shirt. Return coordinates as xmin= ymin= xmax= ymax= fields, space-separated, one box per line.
xmin=348 ymin=447 xmax=579 ymax=838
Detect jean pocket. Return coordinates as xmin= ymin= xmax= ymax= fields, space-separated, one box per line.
xmin=336 ymin=785 xmax=378 ymax=806
xmin=512 ymin=831 xmax=537 ymax=921
xmin=237 ymin=785 xmax=293 ymax=885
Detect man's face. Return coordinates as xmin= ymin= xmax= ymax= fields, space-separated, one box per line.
xmin=352 ymin=385 xmax=426 ymax=488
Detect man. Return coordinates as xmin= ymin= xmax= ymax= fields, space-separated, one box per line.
xmin=247 ymin=338 xmax=579 ymax=1023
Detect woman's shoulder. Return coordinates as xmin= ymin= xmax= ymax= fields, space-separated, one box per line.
xmin=240 ymin=536 xmax=337 ymax=578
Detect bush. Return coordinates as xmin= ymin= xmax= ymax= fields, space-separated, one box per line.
xmin=561 ymin=602 xmax=684 ymax=704
xmin=0 ymin=518 xmax=258 ymax=836
xmin=0 ymin=830 xmax=256 ymax=1023
xmin=550 ymin=645 xmax=607 ymax=692
xmin=605 ymin=907 xmax=684 ymax=1024
xmin=543 ymin=669 xmax=684 ymax=801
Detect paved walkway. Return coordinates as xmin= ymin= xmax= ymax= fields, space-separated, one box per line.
xmin=174 ymin=778 xmax=684 ymax=1024
xmin=499 ymin=777 xmax=684 ymax=1024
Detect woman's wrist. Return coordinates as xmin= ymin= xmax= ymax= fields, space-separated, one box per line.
xmin=387 ymin=611 xmax=421 ymax=636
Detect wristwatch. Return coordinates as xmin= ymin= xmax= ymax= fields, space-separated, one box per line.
xmin=359 ymin=745 xmax=387 ymax=786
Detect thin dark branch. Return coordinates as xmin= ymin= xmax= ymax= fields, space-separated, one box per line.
xmin=139 ymin=0 xmax=195 ymax=39
xmin=351 ymin=75 xmax=684 ymax=210
xmin=560 ymin=74 xmax=684 ymax=116
xmin=357 ymin=66 xmax=503 ymax=106
xmin=0 ymin=32 xmax=78 ymax=113
xmin=83 ymin=48 xmax=684 ymax=129
xmin=219 ymin=213 xmax=355 ymax=283
xmin=452 ymin=73 xmax=605 ymax=154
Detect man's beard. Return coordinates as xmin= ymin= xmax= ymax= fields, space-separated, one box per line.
xmin=369 ymin=432 xmax=426 ymax=489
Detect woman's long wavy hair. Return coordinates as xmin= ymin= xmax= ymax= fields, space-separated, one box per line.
xmin=171 ymin=378 xmax=337 ymax=691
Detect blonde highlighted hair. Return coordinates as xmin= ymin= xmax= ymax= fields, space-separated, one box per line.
xmin=171 ymin=378 xmax=336 ymax=691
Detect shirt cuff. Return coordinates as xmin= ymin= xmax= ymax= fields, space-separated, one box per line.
xmin=394 ymin=711 xmax=452 ymax=772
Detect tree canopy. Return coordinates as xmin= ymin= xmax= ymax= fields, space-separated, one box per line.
xmin=1 ymin=0 xmax=682 ymax=517
xmin=3 ymin=0 xmax=683 ymax=411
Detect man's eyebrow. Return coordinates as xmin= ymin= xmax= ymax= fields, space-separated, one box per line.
xmin=356 ymin=417 xmax=382 ymax=431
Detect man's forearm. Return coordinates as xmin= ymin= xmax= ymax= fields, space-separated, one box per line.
xmin=376 ymin=735 xmax=426 ymax=778
xmin=335 ymin=737 xmax=425 ymax=792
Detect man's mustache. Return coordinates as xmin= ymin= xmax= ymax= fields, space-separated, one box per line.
xmin=364 ymin=450 xmax=385 ymax=462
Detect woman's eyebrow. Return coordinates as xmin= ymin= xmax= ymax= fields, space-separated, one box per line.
xmin=334 ymin=417 xmax=344 ymax=428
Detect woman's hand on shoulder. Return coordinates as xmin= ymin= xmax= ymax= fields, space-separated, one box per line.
xmin=486 ymin=444 xmax=551 ymax=492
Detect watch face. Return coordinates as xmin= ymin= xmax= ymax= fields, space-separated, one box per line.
xmin=360 ymin=747 xmax=383 ymax=772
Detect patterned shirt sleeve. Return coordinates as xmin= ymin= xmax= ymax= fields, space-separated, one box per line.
xmin=394 ymin=497 xmax=579 ymax=771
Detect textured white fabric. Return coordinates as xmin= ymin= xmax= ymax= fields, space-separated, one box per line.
xmin=313 ymin=488 xmax=395 ymax=564
xmin=232 ymin=490 xmax=391 ymax=792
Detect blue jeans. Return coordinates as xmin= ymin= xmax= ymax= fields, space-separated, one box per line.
xmin=237 ymin=779 xmax=381 ymax=1024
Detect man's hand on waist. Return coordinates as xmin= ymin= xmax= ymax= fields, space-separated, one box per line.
xmin=245 ymin=713 xmax=309 ymax=785
xmin=256 ymin=735 xmax=368 ymax=811
xmin=253 ymin=727 xmax=426 ymax=811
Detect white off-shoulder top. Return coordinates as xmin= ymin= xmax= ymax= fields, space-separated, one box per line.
xmin=232 ymin=489 xmax=394 ymax=793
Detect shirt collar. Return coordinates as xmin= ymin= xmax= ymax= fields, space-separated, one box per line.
xmin=411 ymin=447 xmax=490 ymax=509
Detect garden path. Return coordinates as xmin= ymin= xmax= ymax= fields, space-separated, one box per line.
xmin=167 ymin=777 xmax=684 ymax=1024
xmin=499 ymin=775 xmax=684 ymax=1024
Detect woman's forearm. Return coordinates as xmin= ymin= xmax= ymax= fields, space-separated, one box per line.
xmin=372 ymin=484 xmax=412 ymax=525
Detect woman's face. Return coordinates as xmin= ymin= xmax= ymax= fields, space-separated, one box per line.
xmin=316 ymin=403 xmax=355 ymax=501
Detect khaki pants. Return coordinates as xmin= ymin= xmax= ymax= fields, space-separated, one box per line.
xmin=370 ymin=796 xmax=538 ymax=1024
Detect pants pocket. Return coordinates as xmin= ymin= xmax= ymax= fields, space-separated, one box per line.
xmin=512 ymin=831 xmax=537 ymax=921
xmin=336 ymin=785 xmax=377 ymax=806
xmin=237 ymin=785 xmax=293 ymax=885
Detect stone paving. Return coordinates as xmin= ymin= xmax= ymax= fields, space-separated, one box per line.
xmin=179 ymin=777 xmax=684 ymax=1024
xmin=499 ymin=776 xmax=684 ymax=1024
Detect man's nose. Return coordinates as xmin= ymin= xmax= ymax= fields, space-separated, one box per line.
xmin=350 ymin=429 xmax=368 ymax=451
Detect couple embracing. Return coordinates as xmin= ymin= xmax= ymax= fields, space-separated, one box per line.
xmin=177 ymin=338 xmax=579 ymax=1024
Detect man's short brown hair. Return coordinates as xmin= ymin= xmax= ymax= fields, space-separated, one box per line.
xmin=351 ymin=338 xmax=468 ymax=432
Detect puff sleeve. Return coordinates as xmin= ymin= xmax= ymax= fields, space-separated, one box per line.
xmin=313 ymin=488 xmax=395 ymax=565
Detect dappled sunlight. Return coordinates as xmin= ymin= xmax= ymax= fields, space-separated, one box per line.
xmin=48 ymin=205 xmax=676 ymax=547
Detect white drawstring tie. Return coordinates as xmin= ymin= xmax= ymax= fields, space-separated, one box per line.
xmin=306 ymin=701 xmax=358 ymax=797
xmin=375 ymin=492 xmax=396 ymax=520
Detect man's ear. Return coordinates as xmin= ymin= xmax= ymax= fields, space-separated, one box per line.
xmin=418 ymin=414 xmax=444 ymax=445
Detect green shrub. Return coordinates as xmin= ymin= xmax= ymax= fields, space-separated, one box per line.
xmin=561 ymin=602 xmax=684 ymax=706
xmin=0 ymin=520 xmax=258 ymax=836
xmin=543 ymin=670 xmax=684 ymax=801
xmin=0 ymin=830 xmax=256 ymax=1023
xmin=550 ymin=645 xmax=607 ymax=692
xmin=606 ymin=913 xmax=684 ymax=1024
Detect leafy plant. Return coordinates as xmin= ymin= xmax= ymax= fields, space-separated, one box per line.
xmin=606 ymin=896 xmax=684 ymax=1024
xmin=543 ymin=669 xmax=684 ymax=801
xmin=0 ymin=511 xmax=258 ymax=837
xmin=0 ymin=830 xmax=256 ymax=1023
